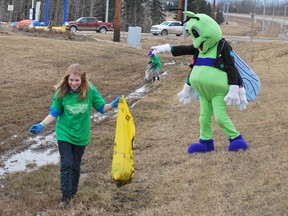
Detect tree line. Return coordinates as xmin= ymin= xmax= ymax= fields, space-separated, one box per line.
xmin=1 ymin=0 xmax=286 ymax=33
xmin=0 ymin=0 xmax=213 ymax=32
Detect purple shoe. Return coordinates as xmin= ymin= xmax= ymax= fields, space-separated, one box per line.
xmin=187 ymin=139 xmax=215 ymax=154
xmin=228 ymin=135 xmax=248 ymax=152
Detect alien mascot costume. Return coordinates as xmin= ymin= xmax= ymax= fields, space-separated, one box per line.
xmin=152 ymin=11 xmax=249 ymax=154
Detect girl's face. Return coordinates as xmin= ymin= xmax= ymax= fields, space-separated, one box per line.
xmin=68 ymin=73 xmax=82 ymax=91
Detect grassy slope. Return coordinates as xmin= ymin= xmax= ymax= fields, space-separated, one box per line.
xmin=1 ymin=22 xmax=288 ymax=215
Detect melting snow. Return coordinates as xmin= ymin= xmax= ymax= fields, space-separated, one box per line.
xmin=0 ymin=85 xmax=149 ymax=177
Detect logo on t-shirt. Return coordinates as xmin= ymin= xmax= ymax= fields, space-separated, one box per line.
xmin=66 ymin=103 xmax=88 ymax=114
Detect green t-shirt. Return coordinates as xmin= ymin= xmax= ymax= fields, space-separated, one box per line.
xmin=51 ymin=84 xmax=105 ymax=146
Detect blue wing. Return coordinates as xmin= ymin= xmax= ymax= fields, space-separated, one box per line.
xmin=232 ymin=51 xmax=260 ymax=102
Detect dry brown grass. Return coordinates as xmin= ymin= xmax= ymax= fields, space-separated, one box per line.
xmin=1 ymin=18 xmax=288 ymax=215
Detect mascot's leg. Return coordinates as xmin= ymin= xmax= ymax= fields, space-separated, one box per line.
xmin=187 ymin=98 xmax=215 ymax=154
xmin=212 ymin=96 xmax=248 ymax=152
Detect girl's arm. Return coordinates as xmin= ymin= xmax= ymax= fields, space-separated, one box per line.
xmin=41 ymin=114 xmax=56 ymax=127
xmin=29 ymin=114 xmax=56 ymax=134
xmin=97 ymin=96 xmax=121 ymax=113
xmin=103 ymin=104 xmax=114 ymax=113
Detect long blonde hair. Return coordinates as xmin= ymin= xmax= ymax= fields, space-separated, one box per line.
xmin=55 ymin=63 xmax=90 ymax=101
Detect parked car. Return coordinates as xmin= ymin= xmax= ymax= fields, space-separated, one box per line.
xmin=64 ymin=17 xmax=113 ymax=33
xmin=150 ymin=20 xmax=188 ymax=36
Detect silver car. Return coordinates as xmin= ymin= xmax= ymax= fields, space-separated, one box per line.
xmin=150 ymin=21 xmax=187 ymax=36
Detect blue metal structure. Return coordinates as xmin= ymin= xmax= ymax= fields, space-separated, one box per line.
xmin=44 ymin=0 xmax=68 ymax=26
xmin=63 ymin=0 xmax=67 ymax=24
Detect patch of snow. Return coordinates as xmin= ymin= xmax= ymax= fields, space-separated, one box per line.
xmin=0 ymin=85 xmax=150 ymax=177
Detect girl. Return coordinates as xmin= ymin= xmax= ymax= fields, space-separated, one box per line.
xmin=29 ymin=63 xmax=120 ymax=208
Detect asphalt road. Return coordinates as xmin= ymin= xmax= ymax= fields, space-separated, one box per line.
xmin=228 ymin=13 xmax=287 ymax=26
xmin=78 ymin=30 xmax=288 ymax=44
xmin=77 ymin=13 xmax=288 ymax=44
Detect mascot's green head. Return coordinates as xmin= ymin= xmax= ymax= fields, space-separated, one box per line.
xmin=184 ymin=11 xmax=222 ymax=54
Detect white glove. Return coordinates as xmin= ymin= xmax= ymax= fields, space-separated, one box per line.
xmin=224 ymin=85 xmax=240 ymax=106
xmin=151 ymin=44 xmax=171 ymax=54
xmin=177 ymin=83 xmax=193 ymax=105
xmin=237 ymin=87 xmax=248 ymax=110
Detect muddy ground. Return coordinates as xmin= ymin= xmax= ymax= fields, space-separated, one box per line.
xmin=1 ymin=15 xmax=288 ymax=215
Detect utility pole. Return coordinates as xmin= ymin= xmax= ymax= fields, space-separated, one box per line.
xmin=113 ymin=0 xmax=122 ymax=42
xmin=182 ymin=0 xmax=187 ymax=40
xmin=177 ymin=0 xmax=183 ymax=22
xmin=212 ymin=0 xmax=216 ymax=19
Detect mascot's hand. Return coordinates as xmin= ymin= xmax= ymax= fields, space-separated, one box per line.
xmin=237 ymin=87 xmax=248 ymax=110
xmin=177 ymin=83 xmax=193 ymax=105
xmin=224 ymin=85 xmax=240 ymax=106
xmin=151 ymin=44 xmax=171 ymax=54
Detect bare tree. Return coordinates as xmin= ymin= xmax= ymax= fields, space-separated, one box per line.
xmin=89 ymin=0 xmax=94 ymax=17
xmin=54 ymin=0 xmax=61 ymax=25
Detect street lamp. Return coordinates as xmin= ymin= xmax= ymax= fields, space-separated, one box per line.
xmin=251 ymin=10 xmax=255 ymax=42
xmin=224 ymin=0 xmax=230 ymax=24
xmin=283 ymin=5 xmax=288 ymax=29
xmin=182 ymin=0 xmax=188 ymax=40
xmin=261 ymin=0 xmax=266 ymax=35
xmin=105 ymin=0 xmax=109 ymax=23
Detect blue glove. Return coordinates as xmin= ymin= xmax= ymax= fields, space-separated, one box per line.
xmin=29 ymin=123 xmax=44 ymax=134
xmin=111 ymin=96 xmax=121 ymax=108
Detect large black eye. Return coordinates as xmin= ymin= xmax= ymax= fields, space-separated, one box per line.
xmin=192 ymin=28 xmax=200 ymax=38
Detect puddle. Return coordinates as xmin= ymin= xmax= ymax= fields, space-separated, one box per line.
xmin=0 ymin=133 xmax=58 ymax=176
xmin=0 ymin=85 xmax=150 ymax=177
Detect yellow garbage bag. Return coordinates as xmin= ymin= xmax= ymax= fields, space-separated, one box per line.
xmin=111 ymin=96 xmax=135 ymax=187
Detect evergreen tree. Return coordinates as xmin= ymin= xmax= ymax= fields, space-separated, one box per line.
xmin=215 ymin=7 xmax=224 ymax=24
xmin=93 ymin=0 xmax=107 ymax=21
xmin=164 ymin=0 xmax=177 ymax=11
xmin=187 ymin=0 xmax=197 ymax=13
xmin=206 ymin=2 xmax=212 ymax=17
xmin=108 ymin=0 xmax=116 ymax=23
xmin=94 ymin=0 xmax=115 ymax=22
xmin=198 ymin=0 xmax=208 ymax=14
xmin=187 ymin=0 xmax=198 ymax=13
xmin=187 ymin=0 xmax=213 ymax=19
xmin=122 ymin=0 xmax=145 ymax=31
xmin=149 ymin=0 xmax=166 ymax=25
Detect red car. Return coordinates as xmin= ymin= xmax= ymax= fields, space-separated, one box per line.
xmin=64 ymin=17 xmax=113 ymax=33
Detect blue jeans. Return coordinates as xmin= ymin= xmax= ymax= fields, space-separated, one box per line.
xmin=58 ymin=140 xmax=85 ymax=198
